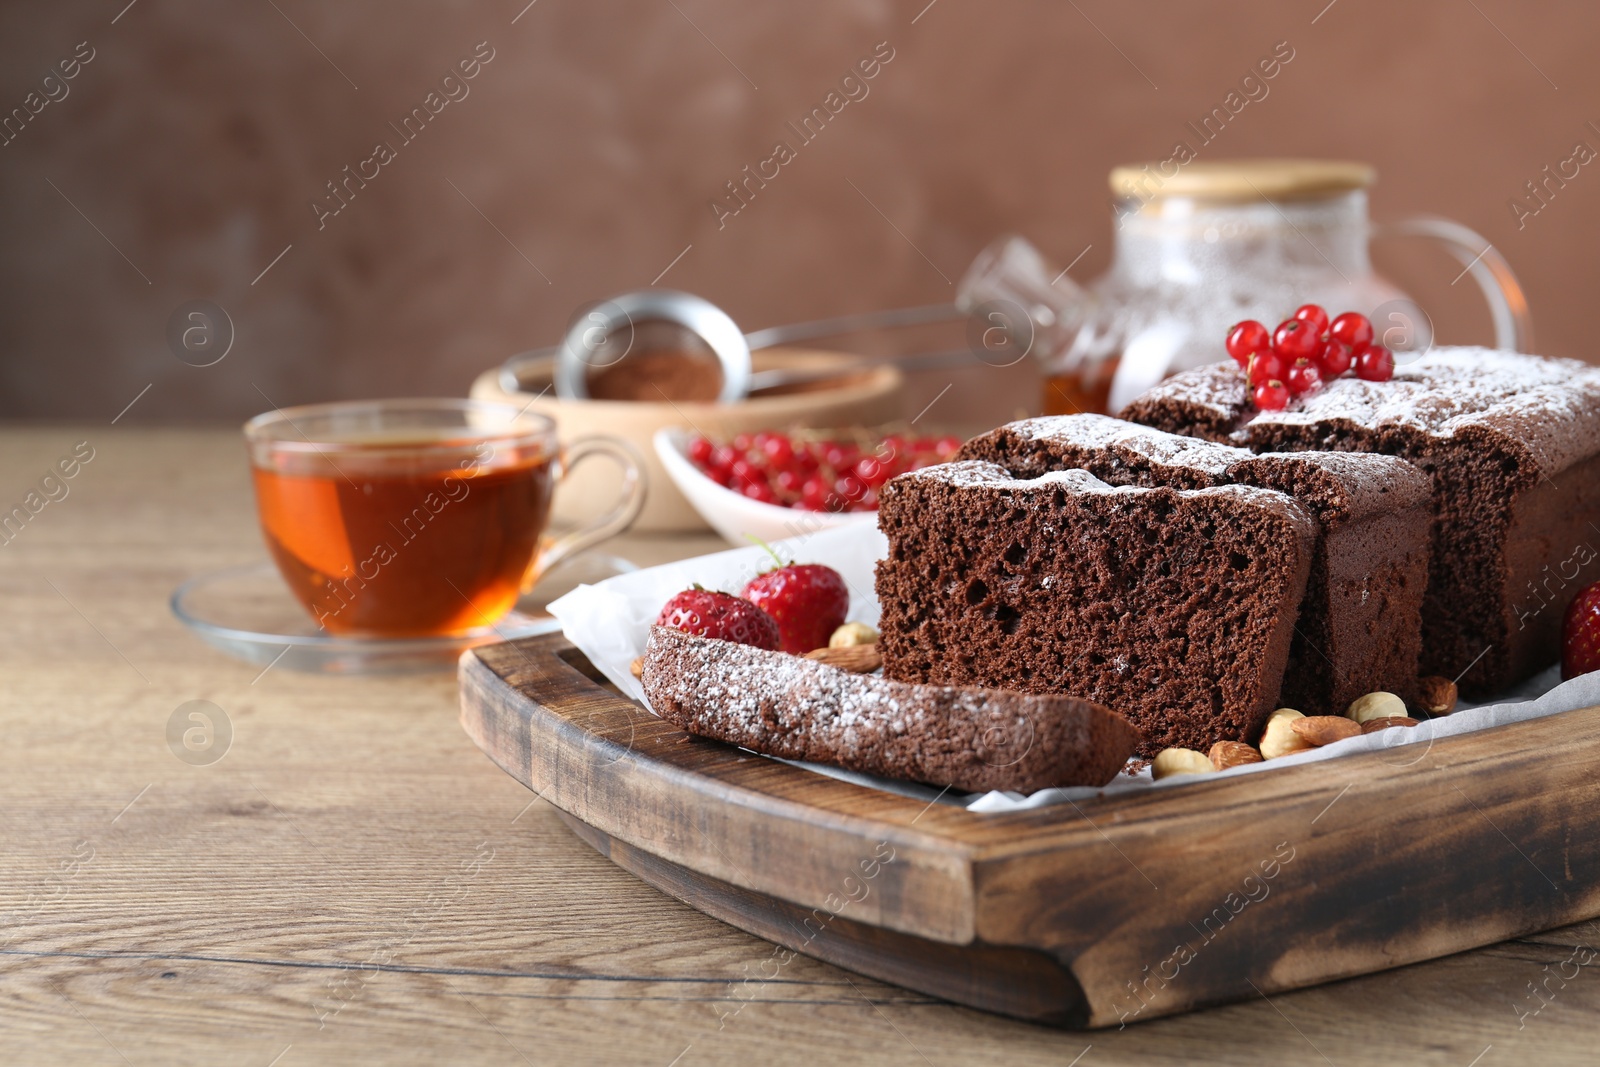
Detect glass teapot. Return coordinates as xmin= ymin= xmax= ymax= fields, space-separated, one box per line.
xmin=959 ymin=159 xmax=1532 ymax=415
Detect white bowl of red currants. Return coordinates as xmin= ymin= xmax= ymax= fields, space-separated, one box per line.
xmin=653 ymin=426 xmax=963 ymax=546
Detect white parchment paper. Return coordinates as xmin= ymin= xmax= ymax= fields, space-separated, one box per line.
xmin=549 ymin=524 xmax=1599 ymax=814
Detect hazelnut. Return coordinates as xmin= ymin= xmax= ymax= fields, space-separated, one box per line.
xmin=1291 ymin=715 xmax=1362 ymax=746
xmin=1152 ymin=748 xmax=1216 ymax=780
xmin=629 ymin=657 xmax=644 ymax=679
xmin=1417 ymin=675 xmax=1458 ymax=716
xmin=1347 ymin=692 xmax=1407 ymax=724
xmin=828 ymin=622 xmax=879 ymax=648
xmin=1260 ymin=708 xmax=1314 ymax=760
xmin=1209 ymin=740 xmax=1264 ymax=770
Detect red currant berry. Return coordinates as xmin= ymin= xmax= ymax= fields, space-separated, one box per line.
xmin=1285 ymin=358 xmax=1322 ymax=396
xmin=1317 ymin=339 xmax=1353 ymax=378
xmin=741 ymin=480 xmax=778 ymax=504
xmin=835 ymin=474 xmax=866 ymax=501
xmin=760 ymin=433 xmax=794 ymax=465
xmin=821 ymin=442 xmax=855 ymax=471
xmin=1272 ymin=318 xmax=1320 ymax=362
xmin=1292 ymin=304 xmax=1330 ymax=337
xmin=729 ymin=458 xmax=761 ymax=488
xmin=687 ymin=435 xmax=714 ymax=466
xmin=1226 ymin=320 xmax=1272 ymax=367
xmin=775 ymin=468 xmax=804 ymax=495
xmin=934 ymin=435 xmax=962 ymax=457
xmin=731 ymin=432 xmax=754 ymax=453
xmin=1247 ymin=351 xmax=1288 ymax=387
xmin=1354 ymin=342 xmax=1395 ymax=382
xmin=1253 ymin=379 xmax=1291 ymax=412
xmin=709 ymin=446 xmax=737 ymax=473
xmin=854 ymin=456 xmax=891 ymax=488
xmin=1329 ymin=312 xmax=1374 ymax=350
xmin=800 ymin=477 xmax=828 ymax=509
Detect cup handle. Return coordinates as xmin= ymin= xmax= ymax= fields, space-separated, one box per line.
xmin=522 ymin=435 xmax=647 ymax=592
xmin=1373 ymin=216 xmax=1534 ymax=352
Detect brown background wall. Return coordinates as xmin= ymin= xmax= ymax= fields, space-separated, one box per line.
xmin=1 ymin=0 xmax=1595 ymax=426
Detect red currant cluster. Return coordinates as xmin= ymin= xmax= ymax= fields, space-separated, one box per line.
xmin=1226 ymin=305 xmax=1394 ymax=412
xmin=686 ymin=430 xmax=963 ymax=512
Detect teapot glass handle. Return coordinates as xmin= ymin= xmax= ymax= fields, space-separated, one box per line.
xmin=1373 ymin=216 xmax=1533 ymax=352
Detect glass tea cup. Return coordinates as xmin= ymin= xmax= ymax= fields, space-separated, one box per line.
xmin=243 ymin=398 xmax=643 ymax=638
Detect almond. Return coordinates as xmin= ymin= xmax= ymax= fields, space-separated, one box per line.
xmin=828 ymin=622 xmax=880 ymax=648
xmin=1347 ymin=691 xmax=1407 ymax=725
xmin=629 ymin=657 xmax=644 ymax=679
xmin=1209 ymin=740 xmax=1264 ymax=770
xmin=803 ymin=644 xmax=883 ymax=673
xmin=1152 ymin=748 xmax=1216 ymax=780
xmin=1361 ymin=715 xmax=1420 ymax=734
xmin=1417 ymin=675 xmax=1458 ymax=716
xmin=1291 ymin=715 xmax=1362 ymax=747
xmin=1259 ymin=708 xmax=1314 ymax=760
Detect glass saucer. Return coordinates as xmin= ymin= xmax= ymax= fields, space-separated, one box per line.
xmin=171 ymin=554 xmax=636 ymax=675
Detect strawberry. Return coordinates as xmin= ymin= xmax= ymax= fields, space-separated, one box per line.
xmin=1563 ymin=580 xmax=1600 ymax=680
xmin=655 ymin=587 xmax=780 ymax=650
xmin=742 ymin=552 xmax=850 ymax=655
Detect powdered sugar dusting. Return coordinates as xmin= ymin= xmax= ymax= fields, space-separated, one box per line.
xmin=1008 ymin=412 xmax=1246 ymax=474
xmin=1136 ymin=349 xmax=1600 ymax=444
xmin=1269 ymin=348 xmax=1599 ymax=432
xmin=650 ymin=629 xmax=932 ymax=747
xmin=897 ymin=456 xmax=1321 ymax=549
xmin=1254 ymin=448 xmax=1416 ymax=482
xmin=903 ymin=460 xmax=1116 ymax=493
xmin=903 ymin=457 xmax=1312 ymax=526
xmin=1122 ymin=361 xmax=1241 ymax=418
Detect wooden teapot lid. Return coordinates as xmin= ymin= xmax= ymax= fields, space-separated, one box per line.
xmin=1110 ymin=159 xmax=1376 ymax=202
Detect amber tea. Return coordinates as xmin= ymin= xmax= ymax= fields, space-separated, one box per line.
xmin=244 ymin=400 xmax=642 ymax=639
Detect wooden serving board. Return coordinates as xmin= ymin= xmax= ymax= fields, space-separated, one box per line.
xmin=459 ymin=633 xmax=1600 ymax=1029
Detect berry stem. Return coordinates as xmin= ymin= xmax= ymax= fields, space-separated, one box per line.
xmin=744 ymin=534 xmax=789 ymax=570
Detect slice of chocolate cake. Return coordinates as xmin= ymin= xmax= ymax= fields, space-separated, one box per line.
xmin=1122 ymin=349 xmax=1600 ymax=696
xmin=1228 ymin=451 xmax=1431 ymax=715
xmin=640 ymin=625 xmax=1140 ymax=793
xmin=955 ymin=415 xmax=1433 ymax=715
xmin=874 ymin=461 xmax=1317 ymax=756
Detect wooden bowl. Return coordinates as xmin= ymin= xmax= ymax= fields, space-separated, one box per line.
xmin=469 ymin=348 xmax=904 ymax=532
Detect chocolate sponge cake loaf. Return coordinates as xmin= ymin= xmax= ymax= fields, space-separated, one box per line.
xmin=1122 ymin=349 xmax=1600 ymax=696
xmin=874 ymin=461 xmax=1317 ymax=755
xmin=955 ymin=415 xmax=1433 ymax=716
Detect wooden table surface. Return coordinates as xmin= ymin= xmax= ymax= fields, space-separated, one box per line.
xmin=4 ymin=424 xmax=1598 ymax=1066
